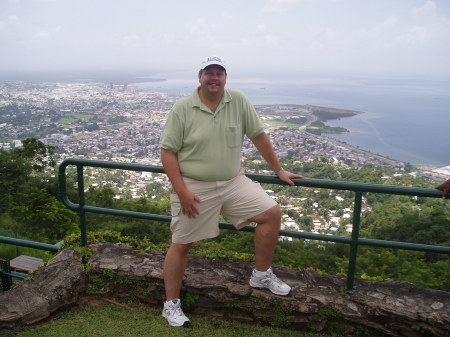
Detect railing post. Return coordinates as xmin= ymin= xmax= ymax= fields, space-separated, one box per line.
xmin=77 ymin=164 xmax=87 ymax=246
xmin=346 ymin=191 xmax=363 ymax=291
xmin=0 ymin=260 xmax=12 ymax=291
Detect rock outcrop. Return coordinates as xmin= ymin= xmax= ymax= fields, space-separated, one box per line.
xmin=0 ymin=248 xmax=87 ymax=336
xmin=1 ymin=243 xmax=449 ymax=337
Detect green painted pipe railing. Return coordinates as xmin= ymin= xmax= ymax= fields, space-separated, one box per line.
xmin=58 ymin=158 xmax=449 ymax=291
xmin=0 ymin=236 xmax=61 ymax=253
xmin=0 ymin=237 xmax=61 ymax=289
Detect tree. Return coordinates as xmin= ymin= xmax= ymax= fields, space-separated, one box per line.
xmin=17 ymin=138 xmax=55 ymax=172
xmin=10 ymin=188 xmax=78 ymax=243
xmin=0 ymin=138 xmax=78 ymax=242
xmin=119 ymin=198 xmax=171 ymax=243
xmin=336 ymin=248 xmax=450 ymax=291
xmin=86 ymin=186 xmax=117 ymax=209
xmin=0 ymin=149 xmax=30 ymax=213
xmin=0 ymin=138 xmax=55 ymax=213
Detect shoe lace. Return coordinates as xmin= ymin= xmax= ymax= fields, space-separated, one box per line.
xmin=264 ymin=272 xmax=284 ymax=287
xmin=167 ymin=304 xmax=185 ymax=318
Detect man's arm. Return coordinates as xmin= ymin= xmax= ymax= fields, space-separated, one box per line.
xmin=251 ymin=132 xmax=304 ymax=186
xmin=161 ymin=148 xmax=201 ymax=218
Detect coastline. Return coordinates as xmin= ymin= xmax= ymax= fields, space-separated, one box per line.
xmin=256 ymin=104 xmax=405 ymax=167
xmin=1 ymin=77 xmax=450 ymax=176
xmin=4 ymin=70 xmax=445 ymax=167
xmin=254 ymin=103 xmax=449 ymax=180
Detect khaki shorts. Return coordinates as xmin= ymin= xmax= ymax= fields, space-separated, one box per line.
xmin=169 ymin=170 xmax=278 ymax=244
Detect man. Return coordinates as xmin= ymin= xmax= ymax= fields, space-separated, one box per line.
xmin=159 ymin=56 xmax=303 ymax=327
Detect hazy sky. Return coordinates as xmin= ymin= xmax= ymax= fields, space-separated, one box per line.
xmin=1 ymin=0 xmax=450 ymax=77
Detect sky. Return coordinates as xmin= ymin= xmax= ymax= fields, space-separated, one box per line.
xmin=1 ymin=0 xmax=450 ymax=78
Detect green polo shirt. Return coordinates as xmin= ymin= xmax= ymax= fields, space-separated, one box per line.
xmin=160 ymin=88 xmax=264 ymax=181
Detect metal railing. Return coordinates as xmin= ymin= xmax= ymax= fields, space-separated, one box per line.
xmin=58 ymin=158 xmax=449 ymax=291
xmin=0 ymin=237 xmax=61 ymax=289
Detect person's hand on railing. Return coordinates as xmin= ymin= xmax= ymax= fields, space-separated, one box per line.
xmin=276 ymin=169 xmax=304 ymax=186
xmin=436 ymin=179 xmax=450 ymax=200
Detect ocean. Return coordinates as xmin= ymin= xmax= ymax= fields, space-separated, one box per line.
xmin=136 ymin=73 xmax=450 ymax=167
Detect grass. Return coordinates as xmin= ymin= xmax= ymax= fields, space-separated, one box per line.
xmin=11 ymin=302 xmax=342 ymax=337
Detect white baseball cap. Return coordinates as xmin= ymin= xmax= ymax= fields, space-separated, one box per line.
xmin=200 ymin=56 xmax=227 ymax=71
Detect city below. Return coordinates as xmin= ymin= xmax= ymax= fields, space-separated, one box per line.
xmin=1 ymin=80 xmax=448 ymax=181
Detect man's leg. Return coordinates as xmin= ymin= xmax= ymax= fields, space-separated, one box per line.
xmin=163 ymin=242 xmax=192 ymax=300
xmin=248 ymin=204 xmax=291 ymax=296
xmin=249 ymin=205 xmax=282 ymax=271
xmin=162 ymin=242 xmax=192 ymax=327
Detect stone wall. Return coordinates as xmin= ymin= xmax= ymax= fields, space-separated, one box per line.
xmin=0 ymin=243 xmax=449 ymax=337
xmin=0 ymin=248 xmax=86 ymax=336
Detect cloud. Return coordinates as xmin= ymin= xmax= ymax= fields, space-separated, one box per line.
xmin=0 ymin=0 xmax=449 ymax=76
xmin=305 ymin=25 xmax=339 ymax=50
xmin=401 ymin=26 xmax=429 ymax=46
xmin=0 ymin=13 xmax=18 ymax=34
xmin=186 ymin=18 xmax=217 ymax=35
xmin=221 ymin=11 xmax=233 ymax=20
xmin=123 ymin=34 xmax=140 ymax=42
xmin=255 ymin=23 xmax=266 ymax=34
xmin=186 ymin=18 xmax=203 ymax=34
xmin=32 ymin=0 xmax=64 ymax=2
xmin=8 ymin=14 xmax=18 ymax=22
xmin=262 ymin=33 xmax=280 ymax=47
xmin=359 ymin=16 xmax=398 ymax=38
xmin=261 ymin=0 xmax=303 ymax=13
xmin=30 ymin=25 xmax=62 ymax=41
xmin=395 ymin=1 xmax=450 ymax=50
xmin=412 ymin=0 xmax=436 ymax=17
xmin=33 ymin=30 xmax=50 ymax=39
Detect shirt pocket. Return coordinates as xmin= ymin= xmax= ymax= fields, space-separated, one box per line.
xmin=226 ymin=125 xmax=241 ymax=148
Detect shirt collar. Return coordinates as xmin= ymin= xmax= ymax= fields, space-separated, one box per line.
xmin=192 ymin=87 xmax=232 ymax=109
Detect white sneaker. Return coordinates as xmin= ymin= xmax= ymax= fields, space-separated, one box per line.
xmin=249 ymin=268 xmax=291 ymax=296
xmin=162 ymin=299 xmax=191 ymax=327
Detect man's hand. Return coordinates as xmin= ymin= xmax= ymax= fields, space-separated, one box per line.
xmin=161 ymin=148 xmax=202 ymax=217
xmin=277 ymin=170 xmax=304 ymax=186
xmin=250 ymin=133 xmax=305 ymax=186
xmin=436 ymin=179 xmax=450 ymax=200
xmin=177 ymin=189 xmax=202 ymax=218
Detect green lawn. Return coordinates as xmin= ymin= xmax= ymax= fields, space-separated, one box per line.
xmin=12 ymin=302 xmax=342 ymax=337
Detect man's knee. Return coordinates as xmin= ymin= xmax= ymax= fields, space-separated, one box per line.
xmin=267 ymin=205 xmax=282 ymax=231
xmin=168 ymin=242 xmax=192 ymax=256
xmin=251 ymin=204 xmax=282 ymax=224
xmin=266 ymin=204 xmax=282 ymax=221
